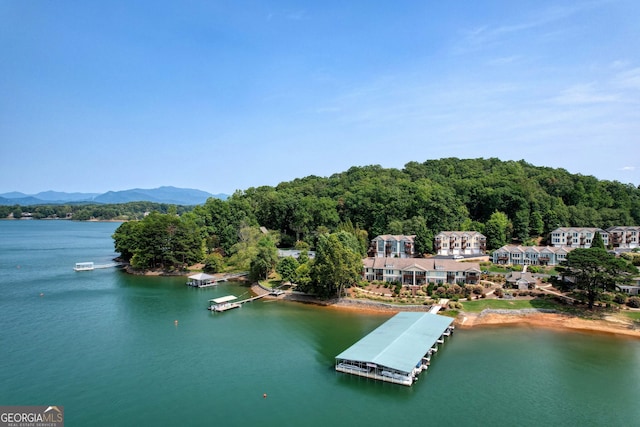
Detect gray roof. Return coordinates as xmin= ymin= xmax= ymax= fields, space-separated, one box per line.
xmin=506 ymin=271 xmax=536 ymax=283
xmin=335 ymin=312 xmax=453 ymax=374
xmin=363 ymin=257 xmax=481 ymax=273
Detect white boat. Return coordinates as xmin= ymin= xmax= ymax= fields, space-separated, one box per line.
xmin=337 ymin=363 xmax=370 ymax=373
xmin=74 ymin=262 xmax=94 ymax=271
xmin=381 ymin=370 xmax=412 ymax=383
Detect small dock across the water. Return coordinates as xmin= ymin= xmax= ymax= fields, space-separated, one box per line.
xmin=74 ymin=262 xmax=122 ymax=271
xmin=187 ymin=272 xmax=247 ymax=288
xmin=207 ymin=288 xmax=285 ymax=313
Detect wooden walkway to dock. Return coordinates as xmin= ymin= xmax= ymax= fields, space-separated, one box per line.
xmin=207 ymin=287 xmax=285 ymax=312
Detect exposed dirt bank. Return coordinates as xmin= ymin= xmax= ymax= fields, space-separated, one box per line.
xmin=457 ymin=309 xmax=640 ymax=338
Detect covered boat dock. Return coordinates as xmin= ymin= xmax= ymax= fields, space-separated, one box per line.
xmin=208 ymin=295 xmax=241 ymax=312
xmin=187 ymin=272 xmax=215 ymax=287
xmin=335 ymin=312 xmax=454 ymax=386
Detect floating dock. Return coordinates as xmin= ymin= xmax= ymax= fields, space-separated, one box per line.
xmin=335 ymin=312 xmax=454 ymax=386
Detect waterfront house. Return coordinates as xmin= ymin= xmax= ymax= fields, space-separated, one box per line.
xmin=362 ymin=257 xmax=480 ymax=286
xmin=368 ymin=235 xmax=416 ymax=258
xmin=434 ymin=231 xmax=486 ymax=256
xmin=492 ymin=245 xmax=573 ymax=266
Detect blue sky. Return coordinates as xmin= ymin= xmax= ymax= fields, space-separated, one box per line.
xmin=1 ymin=0 xmax=639 ymax=195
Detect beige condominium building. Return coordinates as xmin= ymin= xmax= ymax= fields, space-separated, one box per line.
xmin=434 ymin=231 xmax=486 ymax=256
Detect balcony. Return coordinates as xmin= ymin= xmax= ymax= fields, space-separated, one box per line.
xmin=466 ymin=273 xmax=479 ymax=283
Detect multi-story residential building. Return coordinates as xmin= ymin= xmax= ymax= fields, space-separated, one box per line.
xmin=362 ymin=257 xmax=481 ymax=286
xmin=549 ymin=227 xmax=609 ymax=248
xmin=434 ymin=231 xmax=486 ymax=256
xmin=492 ymin=245 xmax=574 ymax=266
xmin=606 ymin=226 xmax=640 ymax=250
xmin=368 ymin=235 xmax=415 ymax=258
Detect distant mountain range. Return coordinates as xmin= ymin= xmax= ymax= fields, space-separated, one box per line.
xmin=0 ymin=186 xmax=228 ymax=206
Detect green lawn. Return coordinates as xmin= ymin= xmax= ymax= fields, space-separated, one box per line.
xmin=259 ymin=278 xmax=283 ymax=289
xmin=621 ymin=311 xmax=640 ymax=320
xmin=461 ymin=298 xmax=559 ymax=313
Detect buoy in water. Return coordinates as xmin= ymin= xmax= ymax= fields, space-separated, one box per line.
xmin=263 ymin=393 xmax=267 ymax=399
xmin=39 ymin=293 xmax=44 ymax=297
xmin=174 ymin=320 xmax=178 ymax=325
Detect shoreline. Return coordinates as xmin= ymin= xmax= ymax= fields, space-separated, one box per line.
xmin=259 ymin=289 xmax=640 ymax=339
xmin=124 ymin=273 xmax=640 ymax=339
xmin=457 ymin=309 xmax=640 ymax=339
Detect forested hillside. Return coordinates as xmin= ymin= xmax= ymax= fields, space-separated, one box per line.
xmin=112 ymin=158 xmax=640 ymax=273
xmin=231 ymin=158 xmax=639 ymax=248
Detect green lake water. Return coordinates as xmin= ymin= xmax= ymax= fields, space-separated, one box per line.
xmin=1 ymin=220 xmax=639 ymax=426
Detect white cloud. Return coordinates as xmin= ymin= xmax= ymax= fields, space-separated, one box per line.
xmin=552 ymin=83 xmax=620 ymax=105
xmin=613 ymin=67 xmax=640 ymax=90
xmin=620 ymin=166 xmax=636 ymax=171
xmin=454 ymin=2 xmax=608 ymax=54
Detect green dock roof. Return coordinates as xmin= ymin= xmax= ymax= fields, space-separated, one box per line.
xmin=335 ymin=312 xmax=453 ymax=374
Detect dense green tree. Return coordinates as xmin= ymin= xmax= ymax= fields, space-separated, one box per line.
xmin=309 ymin=233 xmax=362 ymax=298
xmin=513 ymin=208 xmax=530 ymax=241
xmin=249 ymin=236 xmax=279 ymax=281
xmin=294 ymin=262 xmax=312 ymax=289
xmin=591 ymin=232 xmax=605 ymax=250
xmin=227 ymin=225 xmax=263 ymax=271
xmin=276 ymin=256 xmax=299 ymax=284
xmin=294 ymin=240 xmax=311 ymax=265
xmin=407 ymin=216 xmax=432 ymax=256
xmin=529 ymin=211 xmax=544 ymax=236
xmin=112 ymin=221 xmax=144 ymax=261
xmin=0 ymin=206 xmax=12 ymax=218
xmin=203 ymin=253 xmax=225 ymax=273
xmin=485 ymin=211 xmax=512 ymax=249
xmin=114 ymin=212 xmax=203 ymax=270
xmin=557 ymin=248 xmax=638 ymax=309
